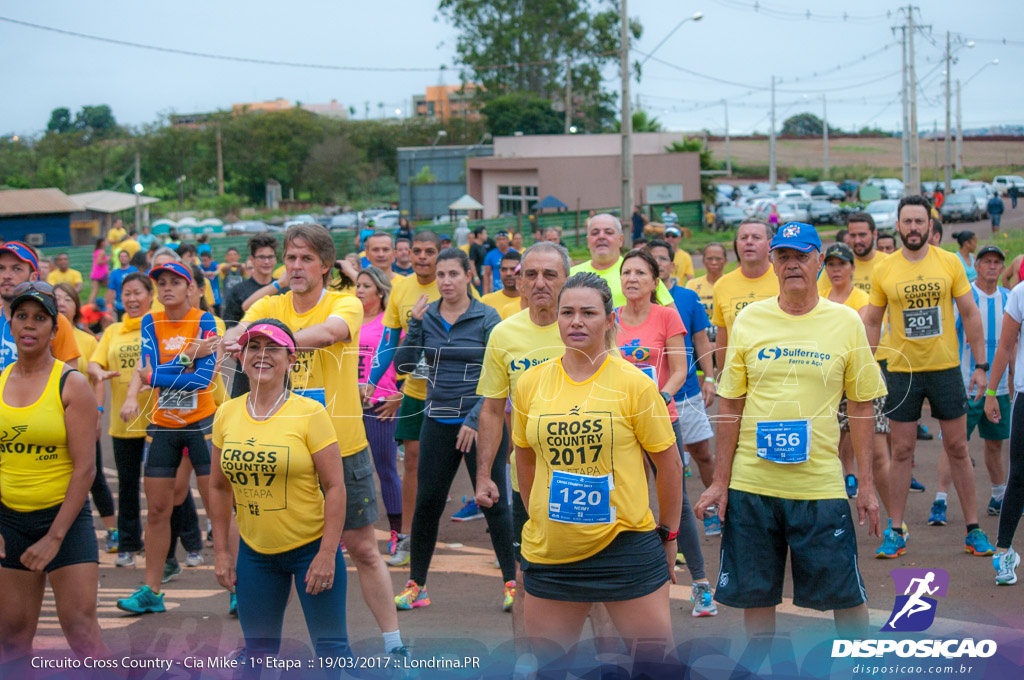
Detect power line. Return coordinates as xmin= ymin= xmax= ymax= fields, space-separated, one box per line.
xmin=711 ymin=0 xmax=892 ymax=24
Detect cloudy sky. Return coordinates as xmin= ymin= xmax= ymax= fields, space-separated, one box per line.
xmin=1 ymin=0 xmax=1019 ymax=137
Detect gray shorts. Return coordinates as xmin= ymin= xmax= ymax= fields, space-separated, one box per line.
xmin=343 ymin=447 xmax=379 ymax=531
xmin=674 ymin=393 xmax=714 ymax=445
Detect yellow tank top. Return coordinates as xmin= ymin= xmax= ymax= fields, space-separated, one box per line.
xmin=0 ymin=361 xmax=73 ymax=511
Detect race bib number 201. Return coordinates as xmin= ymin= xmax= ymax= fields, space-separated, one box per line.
xmin=902 ymin=306 xmax=942 ymax=339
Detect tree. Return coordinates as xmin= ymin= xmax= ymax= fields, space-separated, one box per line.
xmin=480 ymin=93 xmax=563 ymax=136
xmin=74 ymin=105 xmax=117 ymax=138
xmin=612 ymin=110 xmax=662 ymax=133
xmin=47 ymin=108 xmax=72 ymax=134
xmin=781 ymin=112 xmax=842 ymax=137
xmin=666 ymin=138 xmax=716 ymax=205
xmin=438 ymin=0 xmax=640 ymax=132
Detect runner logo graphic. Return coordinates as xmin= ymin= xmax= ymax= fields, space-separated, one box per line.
xmin=881 ymin=568 xmax=949 ymax=632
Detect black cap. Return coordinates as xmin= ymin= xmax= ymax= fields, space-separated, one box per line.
xmin=11 ymin=288 xmax=59 ymax=325
xmin=976 ymin=245 xmax=1006 ymax=261
xmin=824 ymin=242 xmax=854 ymax=264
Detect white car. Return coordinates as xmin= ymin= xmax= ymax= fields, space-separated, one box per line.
xmin=993 ymin=175 xmax=1024 ymax=195
xmin=777 ymin=188 xmax=810 ymax=200
xmin=866 ymin=199 xmax=899 ymax=230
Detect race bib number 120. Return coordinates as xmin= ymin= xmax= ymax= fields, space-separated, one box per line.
xmin=548 ymin=470 xmax=615 ymax=524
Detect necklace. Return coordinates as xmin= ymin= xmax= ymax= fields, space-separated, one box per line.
xmin=247 ymin=389 xmax=288 ymax=421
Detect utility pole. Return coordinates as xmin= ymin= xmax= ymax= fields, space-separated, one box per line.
xmin=898 ymin=25 xmax=910 ymax=186
xmin=944 ymin=30 xmax=953 ymax=192
xmin=769 ymin=75 xmax=777 ymax=189
xmin=134 ymin=152 xmax=141 ymax=232
xmin=620 ymin=0 xmax=633 ymax=235
xmin=933 ymin=120 xmax=939 ymax=181
xmin=564 ymin=57 xmax=573 ymax=134
xmin=907 ymin=5 xmax=921 ymax=195
xmin=955 ymin=79 xmax=963 ymax=173
xmin=723 ymin=99 xmax=732 ymax=176
xmin=216 ymin=125 xmax=224 ymax=196
xmin=822 ymin=94 xmax=830 ymax=177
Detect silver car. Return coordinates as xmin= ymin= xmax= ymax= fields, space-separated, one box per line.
xmin=866 ymin=199 xmax=899 ymax=230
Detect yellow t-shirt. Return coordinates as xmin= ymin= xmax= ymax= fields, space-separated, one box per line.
xmin=90 ymin=319 xmax=154 ymax=438
xmin=711 ymin=265 xmax=779 ymax=335
xmin=673 ymin=249 xmax=695 ymax=281
xmin=478 ymin=309 xmax=564 ymax=493
xmin=48 ymin=268 xmax=84 ymax=288
xmin=72 ymin=327 xmax=98 ymax=378
xmin=480 ymin=290 xmax=522 ymax=320
xmin=512 ymin=355 xmax=676 ymax=565
xmin=718 ymin=297 xmax=888 ymax=500
xmin=824 ymin=287 xmax=870 ymax=311
xmin=0 ymin=361 xmax=73 ymax=511
xmin=114 ymin=238 xmax=141 ymax=260
xmin=107 ymin=226 xmax=127 ymax=245
xmin=868 ymin=246 xmax=971 ymax=373
xmin=213 ymin=394 xmax=337 ymax=553
xmin=570 ymin=257 xmax=674 ymax=308
xmin=244 ymin=290 xmax=367 ymax=456
xmin=686 ymin=274 xmax=717 ymax=325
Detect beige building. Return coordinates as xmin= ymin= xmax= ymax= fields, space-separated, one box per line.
xmin=466 ymin=133 xmax=701 ymax=218
xmin=413 ymin=84 xmax=482 ymax=122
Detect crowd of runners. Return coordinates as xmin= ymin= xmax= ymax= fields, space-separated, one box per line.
xmin=2 ymin=194 xmax=1024 ymax=671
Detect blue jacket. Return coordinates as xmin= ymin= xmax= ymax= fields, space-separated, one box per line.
xmin=988 ymin=196 xmax=1004 ymax=215
xmin=394 ymin=298 xmax=501 ymax=429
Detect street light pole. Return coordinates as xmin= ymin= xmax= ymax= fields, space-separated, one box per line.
xmin=134 ymin=153 xmax=141 ymax=232
xmin=944 ymin=31 xmax=953 ymax=193
xmin=723 ymin=99 xmax=731 ymax=176
xmin=955 ymin=79 xmax=963 ymax=173
xmin=769 ymin=75 xmax=777 ymax=189
xmin=620 ymin=0 xmax=633 ymax=233
xmin=823 ymin=94 xmax=830 ymax=177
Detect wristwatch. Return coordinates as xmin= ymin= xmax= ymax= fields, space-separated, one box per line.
xmin=655 ymin=524 xmax=678 ymax=543
xmin=660 ymin=391 xmax=672 ymax=404
xmin=975 ymin=363 xmax=990 ymax=372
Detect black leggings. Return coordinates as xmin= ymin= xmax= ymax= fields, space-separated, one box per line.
xmin=410 ymin=417 xmax=515 ymax=586
xmin=168 ymin=490 xmax=203 ymax=561
xmin=91 ymin=440 xmax=115 ymax=519
xmin=113 ymin=437 xmax=145 ymax=552
xmin=997 ymin=395 xmax=1024 ymax=549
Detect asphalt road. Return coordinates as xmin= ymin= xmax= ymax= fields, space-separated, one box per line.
xmin=27 ymin=199 xmax=1024 ymax=674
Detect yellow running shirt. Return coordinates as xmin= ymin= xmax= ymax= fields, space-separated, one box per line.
xmin=868 ymin=246 xmax=971 ymax=373
xmin=480 ymin=291 xmax=522 ymax=320
xmin=718 ymin=297 xmax=888 ymax=500
xmin=711 ymin=265 xmax=779 ymax=334
xmin=90 ymin=318 xmax=155 ymax=438
xmin=673 ymin=249 xmax=695 ymax=281
xmin=0 ymin=361 xmax=73 ymax=511
xmin=72 ymin=327 xmax=98 ymax=378
xmin=243 ymin=290 xmax=367 ymax=456
xmin=47 ymin=268 xmax=83 ymax=289
xmin=686 ymin=274 xmax=717 ymax=324
xmin=512 ymin=355 xmax=676 ymax=564
xmin=828 ymin=287 xmax=870 ymax=312
xmin=819 ymin=250 xmax=889 ymax=295
xmin=213 ymin=394 xmax=337 ymax=554
xmin=570 ymin=257 xmax=675 ymax=308
xmin=478 ymin=309 xmax=564 ymax=493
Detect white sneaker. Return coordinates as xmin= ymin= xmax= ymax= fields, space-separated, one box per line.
xmin=995 ymin=548 xmax=1020 ymax=585
xmin=691 ymin=581 xmax=718 ymax=617
xmin=387 ymin=535 xmax=410 ymax=567
xmin=115 ymin=552 xmax=136 ymax=567
xmin=185 ymin=551 xmax=204 ymax=567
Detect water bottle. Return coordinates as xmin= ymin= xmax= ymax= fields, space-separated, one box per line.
xmin=703 ymin=504 xmax=722 ymax=536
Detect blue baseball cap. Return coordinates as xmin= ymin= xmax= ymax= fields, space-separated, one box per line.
xmin=148 ymin=261 xmax=193 ymax=283
xmin=0 ymin=241 xmax=39 ymax=272
xmin=770 ymin=222 xmax=822 ymax=253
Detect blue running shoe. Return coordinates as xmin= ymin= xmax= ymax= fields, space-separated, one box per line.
xmin=876 ymin=519 xmax=906 ymax=559
xmin=966 ymin=528 xmax=996 ymax=556
xmin=988 ymin=497 xmax=1003 ymax=516
xmin=228 ymin=593 xmax=238 ymax=617
xmin=452 ymin=496 xmax=484 ymax=522
xmin=928 ymin=500 xmax=947 ymax=526
xmin=117 ymin=586 xmax=166 ymax=614
xmin=994 ymin=548 xmax=1020 ymax=585
xmin=909 ymin=477 xmax=926 ymax=492
xmin=105 ymin=529 xmax=119 ymax=553
xmin=845 ymin=474 xmax=858 ymax=499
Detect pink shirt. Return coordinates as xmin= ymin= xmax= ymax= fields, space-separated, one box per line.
xmin=91 ymin=249 xmax=109 ymax=280
xmin=616 ymin=304 xmax=687 ymax=421
xmin=359 ymin=312 xmax=399 ymax=402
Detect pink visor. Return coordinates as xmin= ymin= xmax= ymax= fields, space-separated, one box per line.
xmin=238 ymin=323 xmax=295 ymax=353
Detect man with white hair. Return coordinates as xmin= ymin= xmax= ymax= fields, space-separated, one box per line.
xmin=569 ymin=213 xmax=673 ymax=307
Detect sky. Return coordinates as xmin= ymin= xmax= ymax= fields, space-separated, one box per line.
xmin=1 ymin=0 xmax=1021 ymax=138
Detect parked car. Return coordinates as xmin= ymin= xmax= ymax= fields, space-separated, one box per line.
xmin=777 ymin=188 xmax=811 ymax=200
xmin=749 ymin=182 xmax=772 ymax=194
xmin=865 ymin=178 xmax=905 ymax=200
xmin=372 ymin=210 xmax=401 ymax=228
xmin=838 ymin=179 xmax=860 ymax=197
xmin=962 ymin=188 xmax=990 ymax=218
xmin=329 ymin=213 xmax=359 ymax=229
xmin=993 ymin=175 xmax=1024 ymax=195
xmin=226 ymin=220 xmax=272 ymax=234
xmin=788 ymin=177 xmax=811 ymax=187
xmin=714 ymin=205 xmax=747 ymax=230
xmin=811 ymin=181 xmax=846 ymax=201
xmin=865 ymin=199 xmax=899 ymax=230
xmin=809 ymin=200 xmax=841 ymax=225
xmin=756 ymin=199 xmax=810 ymax=225
xmin=941 ymin=193 xmax=982 ymax=222
xmin=950 ymin=179 xmax=969 ymax=193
